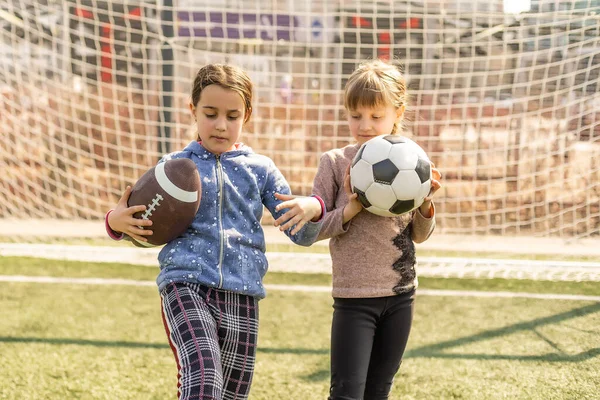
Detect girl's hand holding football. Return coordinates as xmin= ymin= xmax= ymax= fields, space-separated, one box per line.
xmin=273 ymin=193 xmax=322 ymax=235
xmin=108 ymin=186 xmax=153 ymax=242
xmin=419 ymin=163 xmax=442 ymax=217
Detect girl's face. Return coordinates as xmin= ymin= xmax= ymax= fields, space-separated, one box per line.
xmin=190 ymin=84 xmax=246 ymax=155
xmin=347 ymin=103 xmax=404 ymax=146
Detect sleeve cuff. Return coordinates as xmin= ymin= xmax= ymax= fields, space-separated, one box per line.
xmin=105 ymin=210 xmax=124 ymax=240
xmin=311 ymin=194 xmax=326 ymax=222
xmin=416 ymin=202 xmax=435 ymax=219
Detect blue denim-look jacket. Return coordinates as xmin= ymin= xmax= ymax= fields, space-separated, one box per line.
xmin=156 ymin=141 xmax=322 ymax=298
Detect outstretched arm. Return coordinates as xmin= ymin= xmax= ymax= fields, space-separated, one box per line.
xmin=273 ymin=193 xmax=323 ymax=235
xmin=262 ymin=161 xmax=323 ymax=247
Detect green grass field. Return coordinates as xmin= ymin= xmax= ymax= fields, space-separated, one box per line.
xmin=1 ymin=256 xmax=599 ymax=399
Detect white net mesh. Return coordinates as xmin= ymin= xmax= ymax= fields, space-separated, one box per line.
xmin=1 ymin=0 xmax=599 ymax=240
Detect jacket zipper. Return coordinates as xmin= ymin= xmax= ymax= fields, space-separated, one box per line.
xmin=216 ymin=154 xmax=225 ymax=288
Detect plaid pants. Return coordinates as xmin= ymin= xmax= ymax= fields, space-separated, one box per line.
xmin=161 ymin=282 xmax=259 ymax=400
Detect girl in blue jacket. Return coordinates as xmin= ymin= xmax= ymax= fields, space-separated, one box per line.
xmin=106 ymin=63 xmax=324 ymax=399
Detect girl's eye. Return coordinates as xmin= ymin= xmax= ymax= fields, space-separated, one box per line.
xmin=350 ymin=115 xmax=360 ymax=119
xmin=372 ymin=116 xmax=381 ymax=119
xmin=204 ymin=114 xmax=216 ymax=119
xmin=227 ymin=115 xmax=239 ymax=121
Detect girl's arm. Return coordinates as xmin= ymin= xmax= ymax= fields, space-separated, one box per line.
xmin=341 ymin=165 xmax=363 ymax=224
xmin=263 ymin=161 xmax=323 ymax=247
xmin=312 ymin=153 xmax=361 ymax=241
xmin=411 ymin=203 xmax=436 ymax=244
xmin=273 ymin=193 xmax=324 ymax=235
xmin=412 ymin=163 xmax=442 ymax=243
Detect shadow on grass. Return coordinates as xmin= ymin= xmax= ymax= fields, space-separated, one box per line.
xmin=0 ymin=336 xmax=327 ymax=356
xmin=259 ymin=347 xmax=328 ymax=355
xmin=406 ymin=302 xmax=600 ymax=362
xmin=1 ymin=302 xmax=598 ymax=384
xmin=0 ymin=336 xmax=169 ymax=349
xmin=303 ymin=368 xmax=330 ymax=383
xmin=302 ymin=302 xmax=600 ymax=382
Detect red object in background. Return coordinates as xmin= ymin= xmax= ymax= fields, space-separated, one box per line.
xmin=75 ymin=8 xmax=93 ymax=18
xmin=73 ymin=6 xmax=141 ymax=83
xmin=100 ymin=24 xmax=112 ymax=83
xmin=378 ymin=32 xmax=391 ymax=60
xmin=351 ymin=16 xmax=372 ymax=28
xmin=399 ymin=18 xmax=421 ymax=29
xmin=126 ymin=7 xmax=141 ymax=19
xmin=348 ymin=13 xmax=422 ymax=61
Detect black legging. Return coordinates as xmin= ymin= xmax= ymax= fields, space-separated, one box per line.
xmin=328 ymin=290 xmax=415 ymax=400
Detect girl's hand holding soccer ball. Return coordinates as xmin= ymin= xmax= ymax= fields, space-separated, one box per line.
xmin=343 ymin=165 xmax=363 ymax=223
xmin=420 ymin=163 xmax=442 ymax=218
xmin=274 ymin=193 xmax=323 ymax=235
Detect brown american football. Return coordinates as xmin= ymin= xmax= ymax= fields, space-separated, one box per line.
xmin=127 ymin=158 xmax=201 ymax=247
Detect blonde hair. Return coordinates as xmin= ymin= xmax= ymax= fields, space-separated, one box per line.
xmin=344 ymin=59 xmax=407 ymax=134
xmin=191 ymin=64 xmax=253 ymax=123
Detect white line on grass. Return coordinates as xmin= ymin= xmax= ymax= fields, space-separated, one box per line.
xmin=3 ymin=244 xmax=600 ymax=281
xmin=0 ymin=275 xmax=156 ymax=286
xmin=1 ymin=275 xmax=599 ymax=302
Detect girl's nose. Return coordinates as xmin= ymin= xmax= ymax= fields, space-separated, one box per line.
xmin=215 ymin=117 xmax=226 ymax=131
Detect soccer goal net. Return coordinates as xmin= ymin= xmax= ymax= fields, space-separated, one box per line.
xmin=0 ymin=0 xmax=599 ymax=242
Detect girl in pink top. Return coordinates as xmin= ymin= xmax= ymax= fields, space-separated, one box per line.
xmin=312 ymin=59 xmax=443 ymax=400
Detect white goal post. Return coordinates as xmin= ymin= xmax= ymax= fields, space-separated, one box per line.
xmin=0 ymin=0 xmax=599 ymax=241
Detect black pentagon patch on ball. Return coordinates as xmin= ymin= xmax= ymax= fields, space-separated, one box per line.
xmin=390 ymin=199 xmax=415 ymax=215
xmin=351 ymin=144 xmax=366 ymax=168
xmin=383 ymin=135 xmax=408 ymax=144
xmin=372 ymin=159 xmax=399 ymax=184
xmin=415 ymin=158 xmax=431 ymax=183
xmin=353 ymin=187 xmax=372 ymax=208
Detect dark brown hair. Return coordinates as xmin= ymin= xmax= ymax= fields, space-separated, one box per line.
xmin=191 ymin=64 xmax=253 ymax=122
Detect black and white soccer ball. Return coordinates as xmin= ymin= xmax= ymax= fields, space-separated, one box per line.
xmin=350 ymin=135 xmax=432 ymax=217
